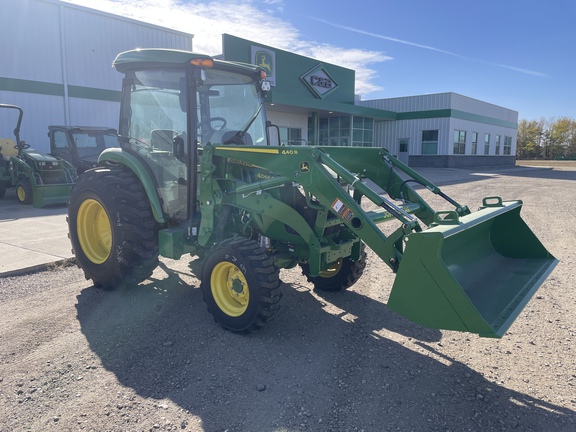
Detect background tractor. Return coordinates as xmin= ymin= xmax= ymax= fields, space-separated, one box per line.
xmin=0 ymin=104 xmax=77 ymax=207
xmin=49 ymin=125 xmax=119 ymax=174
xmin=67 ymin=49 xmax=557 ymax=338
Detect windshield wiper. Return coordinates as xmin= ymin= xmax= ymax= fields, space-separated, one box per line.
xmin=223 ymin=104 xmax=263 ymax=145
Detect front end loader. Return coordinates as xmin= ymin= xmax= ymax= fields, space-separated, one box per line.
xmin=67 ymin=49 xmax=557 ymax=338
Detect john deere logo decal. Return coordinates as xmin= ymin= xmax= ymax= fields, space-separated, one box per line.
xmin=251 ymin=46 xmax=276 ymax=86
xmin=256 ymin=51 xmax=273 ymax=77
xmin=301 ymin=64 xmax=338 ymax=99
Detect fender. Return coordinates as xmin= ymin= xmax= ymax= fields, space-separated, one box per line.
xmin=98 ymin=147 xmax=166 ymax=224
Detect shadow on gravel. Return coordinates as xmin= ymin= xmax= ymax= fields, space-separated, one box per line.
xmin=76 ymin=263 xmax=576 ymax=431
xmin=414 ymin=167 xmax=576 ymax=189
xmin=500 ymin=168 xmax=576 ymax=181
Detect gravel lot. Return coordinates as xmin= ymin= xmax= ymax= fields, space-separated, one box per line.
xmin=1 ymin=164 xmax=575 ymax=431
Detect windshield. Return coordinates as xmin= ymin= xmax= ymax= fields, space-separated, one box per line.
xmin=197 ymin=70 xmax=266 ymax=146
xmin=72 ymin=132 xmax=118 ymax=158
xmin=121 ymin=67 xmax=266 ymax=222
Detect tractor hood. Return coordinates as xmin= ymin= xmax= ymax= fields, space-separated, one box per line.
xmin=24 ymin=150 xmax=61 ymax=163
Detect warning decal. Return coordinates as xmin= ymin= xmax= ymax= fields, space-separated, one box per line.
xmin=332 ymin=198 xmax=354 ymax=222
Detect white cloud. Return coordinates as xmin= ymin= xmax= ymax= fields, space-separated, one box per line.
xmin=312 ymin=16 xmax=548 ymax=78
xmin=62 ymin=0 xmax=389 ymax=95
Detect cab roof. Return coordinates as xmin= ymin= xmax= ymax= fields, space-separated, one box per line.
xmin=113 ymin=48 xmax=263 ymax=75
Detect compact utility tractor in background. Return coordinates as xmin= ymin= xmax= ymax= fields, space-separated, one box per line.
xmin=67 ymin=49 xmax=557 ymax=338
xmin=0 ymin=104 xmax=77 ymax=207
xmin=49 ymin=125 xmax=119 ymax=174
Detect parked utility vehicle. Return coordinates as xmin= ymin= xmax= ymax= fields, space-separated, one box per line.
xmin=0 ymin=104 xmax=76 ymax=206
xmin=49 ymin=125 xmax=119 ymax=174
xmin=67 ymin=50 xmax=557 ymax=337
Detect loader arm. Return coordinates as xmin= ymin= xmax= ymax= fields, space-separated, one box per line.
xmin=205 ymin=144 xmax=435 ymax=273
xmin=203 ymin=144 xmax=557 ymax=338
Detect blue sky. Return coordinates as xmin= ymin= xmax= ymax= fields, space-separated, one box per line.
xmin=65 ymin=0 xmax=575 ymax=120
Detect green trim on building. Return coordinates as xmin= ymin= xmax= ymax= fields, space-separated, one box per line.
xmin=396 ymin=109 xmax=517 ymax=129
xmin=266 ymin=90 xmax=396 ymax=120
xmin=0 ymin=77 xmax=64 ymax=96
xmin=0 ymin=77 xmax=121 ymax=102
xmin=451 ymin=109 xmax=517 ymax=129
xmin=396 ymin=109 xmax=452 ymax=121
xmin=68 ymin=85 xmax=121 ymax=102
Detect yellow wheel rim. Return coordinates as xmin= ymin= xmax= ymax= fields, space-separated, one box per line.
xmin=16 ymin=185 xmax=26 ymax=202
xmin=210 ymin=262 xmax=249 ymax=317
xmin=77 ymin=198 xmax=112 ymax=264
xmin=319 ymin=259 xmax=343 ymax=278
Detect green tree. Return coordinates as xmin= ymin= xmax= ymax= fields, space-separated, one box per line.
xmin=517 ymin=117 xmax=576 ymax=159
xmin=548 ymin=117 xmax=576 ymax=159
xmin=517 ymin=118 xmax=545 ymax=159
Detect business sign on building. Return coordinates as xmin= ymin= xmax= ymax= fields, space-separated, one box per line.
xmin=251 ymin=46 xmax=276 ymax=86
xmin=300 ymin=64 xmax=339 ymax=99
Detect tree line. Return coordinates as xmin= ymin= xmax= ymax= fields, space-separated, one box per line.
xmin=517 ymin=117 xmax=576 ymax=160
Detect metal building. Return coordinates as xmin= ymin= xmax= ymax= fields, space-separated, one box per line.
xmin=361 ymin=93 xmax=518 ymax=168
xmin=222 ymin=35 xmax=518 ymax=168
xmin=0 ymin=0 xmax=193 ymax=152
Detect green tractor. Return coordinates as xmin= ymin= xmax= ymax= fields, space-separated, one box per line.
xmin=67 ymin=49 xmax=557 ymax=338
xmin=0 ymin=104 xmax=77 ymax=207
xmin=48 ymin=125 xmax=119 ymax=174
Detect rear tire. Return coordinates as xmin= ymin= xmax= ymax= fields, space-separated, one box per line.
xmin=201 ymin=238 xmax=282 ymax=332
xmin=16 ymin=179 xmax=33 ymax=205
xmin=67 ymin=167 xmax=159 ymax=289
xmin=301 ymin=242 xmax=367 ymax=292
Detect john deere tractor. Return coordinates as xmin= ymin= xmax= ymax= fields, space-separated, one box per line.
xmin=67 ymin=49 xmax=557 ymax=337
xmin=0 ymin=104 xmax=77 ymax=207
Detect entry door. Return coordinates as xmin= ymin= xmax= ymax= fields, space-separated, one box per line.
xmin=398 ymin=138 xmax=409 ymax=165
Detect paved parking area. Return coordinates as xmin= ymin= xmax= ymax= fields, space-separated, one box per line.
xmin=0 ymin=188 xmax=71 ymax=276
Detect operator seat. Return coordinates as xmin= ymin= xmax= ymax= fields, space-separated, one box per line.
xmin=0 ymin=138 xmax=18 ymax=160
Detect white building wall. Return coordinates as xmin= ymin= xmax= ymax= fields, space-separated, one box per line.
xmin=450 ymin=93 xmax=518 ymax=124
xmin=449 ymin=118 xmax=517 ymax=156
xmin=376 ymin=118 xmax=451 ymax=156
xmin=363 ymin=93 xmax=453 ymax=113
xmin=0 ymin=0 xmax=193 ymax=152
xmin=364 ymin=92 xmax=518 ymax=160
xmin=266 ymin=111 xmax=309 ymax=144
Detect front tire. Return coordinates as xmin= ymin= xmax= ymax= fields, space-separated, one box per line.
xmin=67 ymin=167 xmax=159 ymax=289
xmin=201 ymin=238 xmax=282 ymax=332
xmin=301 ymin=242 xmax=367 ymax=292
xmin=16 ymin=179 xmax=33 ymax=205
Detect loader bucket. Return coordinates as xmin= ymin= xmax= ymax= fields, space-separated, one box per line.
xmin=31 ymin=184 xmax=73 ymax=208
xmin=387 ymin=199 xmax=557 ymax=338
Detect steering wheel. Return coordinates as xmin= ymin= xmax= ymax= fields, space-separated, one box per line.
xmin=15 ymin=141 xmax=30 ymax=150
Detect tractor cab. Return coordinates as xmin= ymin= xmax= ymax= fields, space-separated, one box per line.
xmin=105 ymin=50 xmax=271 ymax=225
xmin=49 ymin=126 xmax=119 ymax=174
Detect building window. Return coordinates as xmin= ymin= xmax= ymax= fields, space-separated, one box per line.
xmin=503 ymin=136 xmax=512 ymax=155
xmin=422 ymin=130 xmax=438 ymax=154
xmin=311 ymin=116 xmax=352 ymax=146
xmin=484 ymin=133 xmax=490 ymax=155
xmin=329 ymin=116 xmax=350 ymax=146
xmin=318 ymin=117 xmax=329 ymax=145
xmin=279 ymin=127 xmax=303 ymax=145
xmin=453 ymin=130 xmax=466 ymax=155
xmin=352 ymin=116 xmax=373 ymax=147
xmin=399 ymin=138 xmax=409 ymax=153
xmin=471 ymin=132 xmax=478 ymax=155
xmin=495 ymin=135 xmax=501 ymax=155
